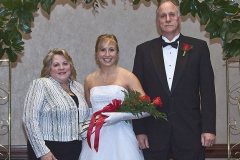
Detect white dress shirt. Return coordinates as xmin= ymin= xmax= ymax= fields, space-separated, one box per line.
xmin=162 ymin=34 xmax=180 ymax=90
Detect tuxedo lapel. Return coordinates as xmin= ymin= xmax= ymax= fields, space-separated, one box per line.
xmin=150 ymin=37 xmax=171 ymax=95
xmin=171 ymin=35 xmax=190 ymax=93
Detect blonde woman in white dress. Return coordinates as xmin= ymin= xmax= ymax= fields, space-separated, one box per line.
xmin=79 ymin=34 xmax=147 ymax=160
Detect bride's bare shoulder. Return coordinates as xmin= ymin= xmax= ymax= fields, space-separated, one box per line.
xmin=86 ymin=71 xmax=97 ymax=80
xmin=118 ymin=67 xmax=135 ymax=77
xmin=84 ymin=71 xmax=98 ymax=87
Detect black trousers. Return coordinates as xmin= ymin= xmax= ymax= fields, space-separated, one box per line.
xmin=27 ymin=140 xmax=82 ymax=160
xmin=142 ymin=147 xmax=205 ymax=160
xmin=141 ymin=112 xmax=206 ymax=160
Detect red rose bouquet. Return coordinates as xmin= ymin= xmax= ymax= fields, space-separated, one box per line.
xmin=81 ymin=90 xmax=167 ymax=152
xmin=117 ymin=90 xmax=166 ymax=119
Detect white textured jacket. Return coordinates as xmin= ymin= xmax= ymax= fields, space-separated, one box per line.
xmin=23 ymin=77 xmax=89 ymax=158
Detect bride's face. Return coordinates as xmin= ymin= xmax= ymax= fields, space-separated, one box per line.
xmin=96 ymin=40 xmax=119 ymax=67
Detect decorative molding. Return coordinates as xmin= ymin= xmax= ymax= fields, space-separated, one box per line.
xmin=226 ymin=58 xmax=240 ymax=159
xmin=0 ymin=59 xmax=11 ymax=160
xmin=206 ymin=144 xmax=240 ymax=158
xmin=0 ymin=144 xmax=240 ymax=159
xmin=0 ymin=145 xmax=27 ymax=160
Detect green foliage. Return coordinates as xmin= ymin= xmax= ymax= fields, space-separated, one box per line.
xmin=118 ymin=90 xmax=167 ymax=120
xmin=0 ymin=0 xmax=239 ymax=62
xmin=133 ymin=0 xmax=141 ymax=5
xmin=0 ymin=0 xmax=54 ymax=61
xmin=180 ymin=0 xmax=240 ymax=58
xmin=40 ymin=0 xmax=56 ymax=15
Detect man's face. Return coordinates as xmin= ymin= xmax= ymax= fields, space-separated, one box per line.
xmin=156 ymin=1 xmax=181 ymax=38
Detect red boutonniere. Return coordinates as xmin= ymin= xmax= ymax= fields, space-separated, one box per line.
xmin=182 ymin=43 xmax=193 ymax=56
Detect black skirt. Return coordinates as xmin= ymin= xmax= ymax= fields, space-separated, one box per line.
xmin=27 ymin=140 xmax=82 ymax=160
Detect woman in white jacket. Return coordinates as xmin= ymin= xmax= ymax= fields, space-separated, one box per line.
xmin=23 ymin=48 xmax=89 ymax=160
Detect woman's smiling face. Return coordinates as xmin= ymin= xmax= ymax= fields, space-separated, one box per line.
xmin=96 ymin=40 xmax=119 ymax=67
xmin=50 ymin=54 xmax=71 ymax=83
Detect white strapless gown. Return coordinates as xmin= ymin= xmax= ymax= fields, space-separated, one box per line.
xmin=79 ymin=85 xmax=144 ymax=160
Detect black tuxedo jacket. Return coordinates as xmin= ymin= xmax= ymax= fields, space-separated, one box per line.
xmin=132 ymin=34 xmax=216 ymax=150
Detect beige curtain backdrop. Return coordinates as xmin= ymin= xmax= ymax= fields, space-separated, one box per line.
xmin=1 ymin=2 xmax=239 ymax=159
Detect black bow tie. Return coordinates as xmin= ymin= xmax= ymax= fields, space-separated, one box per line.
xmin=161 ymin=38 xmax=179 ymax=49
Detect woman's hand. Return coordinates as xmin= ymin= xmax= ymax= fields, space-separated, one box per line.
xmin=40 ymin=151 xmax=57 ymax=160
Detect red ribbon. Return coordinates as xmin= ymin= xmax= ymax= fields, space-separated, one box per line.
xmin=87 ymin=99 xmax=122 ymax=152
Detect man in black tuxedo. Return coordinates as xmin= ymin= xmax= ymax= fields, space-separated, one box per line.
xmin=132 ymin=0 xmax=216 ymax=159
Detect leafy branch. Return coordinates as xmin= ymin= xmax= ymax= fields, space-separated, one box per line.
xmin=180 ymin=0 xmax=240 ymax=58
xmin=0 ymin=0 xmax=239 ymax=62
xmin=0 ymin=0 xmax=55 ymax=62
xmin=0 ymin=0 xmax=104 ymax=62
